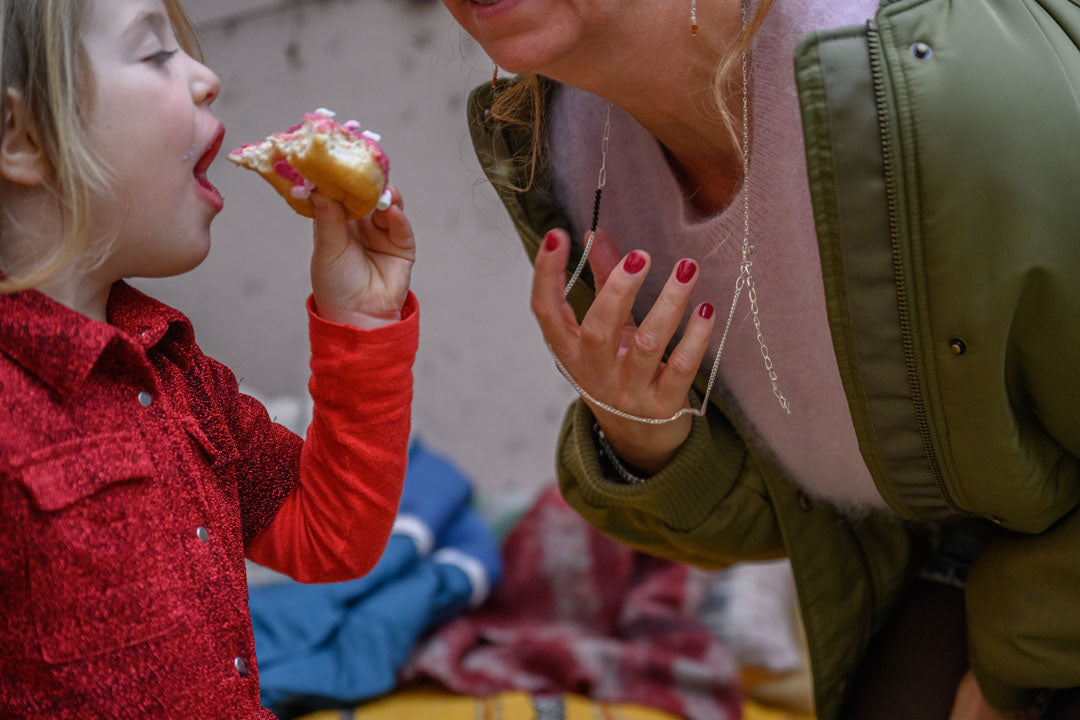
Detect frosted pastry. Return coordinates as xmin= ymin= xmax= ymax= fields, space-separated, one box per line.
xmin=229 ymin=108 xmax=391 ymax=219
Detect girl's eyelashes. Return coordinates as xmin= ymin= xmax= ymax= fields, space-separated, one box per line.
xmin=143 ymin=48 xmax=179 ymax=66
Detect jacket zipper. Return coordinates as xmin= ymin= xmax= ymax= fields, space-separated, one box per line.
xmin=866 ymin=20 xmax=958 ymax=513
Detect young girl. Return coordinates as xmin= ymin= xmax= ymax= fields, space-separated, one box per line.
xmin=0 ymin=0 xmax=419 ymax=716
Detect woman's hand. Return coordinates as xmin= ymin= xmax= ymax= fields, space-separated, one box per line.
xmin=309 ymin=185 xmax=415 ymax=329
xmin=948 ymin=672 xmax=1046 ymax=720
xmin=534 ymin=228 xmax=716 ymax=474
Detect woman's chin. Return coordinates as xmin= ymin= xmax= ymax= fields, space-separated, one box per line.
xmin=487 ymin=39 xmax=566 ymax=76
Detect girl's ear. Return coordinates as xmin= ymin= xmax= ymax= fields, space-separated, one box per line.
xmin=1 ymin=88 xmax=48 ymax=186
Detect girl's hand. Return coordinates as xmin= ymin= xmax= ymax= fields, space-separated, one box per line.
xmin=309 ymin=185 xmax=415 ymax=329
xmin=948 ymin=672 xmax=1046 ymax=720
xmin=534 ymin=228 xmax=716 ymax=475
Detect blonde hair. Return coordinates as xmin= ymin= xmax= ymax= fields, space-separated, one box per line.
xmin=488 ymin=0 xmax=775 ymax=193
xmin=0 ymin=0 xmax=202 ymax=294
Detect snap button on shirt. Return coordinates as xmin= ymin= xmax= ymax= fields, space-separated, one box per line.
xmin=137 ymin=390 xmax=153 ymax=407
xmin=196 ymin=526 xmax=210 ymax=543
xmin=234 ymin=656 xmax=249 ymax=677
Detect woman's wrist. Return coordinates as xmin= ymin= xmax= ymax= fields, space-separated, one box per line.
xmin=591 ymin=413 xmax=686 ymax=476
xmin=594 ymin=423 xmax=650 ymax=484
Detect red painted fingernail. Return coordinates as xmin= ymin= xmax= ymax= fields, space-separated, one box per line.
xmin=623 ymin=251 xmax=646 ymax=274
xmin=543 ymin=231 xmax=559 ymax=252
xmin=676 ymin=259 xmax=697 ymax=284
xmin=699 ymin=303 xmax=714 ymax=320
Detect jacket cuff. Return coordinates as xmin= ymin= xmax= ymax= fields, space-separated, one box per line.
xmin=968 ymin=652 xmax=1043 ymax=712
xmin=562 ymin=392 xmax=748 ymax=532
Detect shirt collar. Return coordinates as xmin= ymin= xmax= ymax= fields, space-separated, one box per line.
xmin=0 ymin=281 xmax=193 ymax=398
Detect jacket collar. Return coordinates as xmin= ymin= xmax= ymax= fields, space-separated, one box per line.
xmin=0 ymin=281 xmax=193 ymax=398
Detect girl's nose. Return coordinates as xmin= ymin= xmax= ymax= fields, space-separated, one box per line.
xmin=190 ymin=59 xmax=221 ymax=107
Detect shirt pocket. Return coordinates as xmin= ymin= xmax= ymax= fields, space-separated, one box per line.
xmin=14 ymin=433 xmax=192 ymax=664
xmin=182 ymin=414 xmax=236 ymax=470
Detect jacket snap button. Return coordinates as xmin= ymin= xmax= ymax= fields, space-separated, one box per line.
xmin=234 ymin=656 xmax=249 ymax=676
xmin=137 ymin=390 xmax=153 ymax=407
xmin=196 ymin=526 xmax=210 ymax=543
xmin=912 ymin=42 xmax=933 ymax=59
xmin=949 ymin=338 xmax=967 ymax=355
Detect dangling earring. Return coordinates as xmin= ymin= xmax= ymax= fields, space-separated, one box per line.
xmin=491 ymin=62 xmax=499 ymax=89
xmin=690 ymin=0 xmax=698 ymax=36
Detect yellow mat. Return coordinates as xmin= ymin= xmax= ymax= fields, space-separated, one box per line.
xmin=297 ymin=689 xmax=815 ymax=720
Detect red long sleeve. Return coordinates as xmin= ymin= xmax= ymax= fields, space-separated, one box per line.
xmin=246 ymin=292 xmax=419 ymax=583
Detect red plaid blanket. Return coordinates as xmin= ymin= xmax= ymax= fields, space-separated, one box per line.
xmin=403 ymin=486 xmax=742 ymax=719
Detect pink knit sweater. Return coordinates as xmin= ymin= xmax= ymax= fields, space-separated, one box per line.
xmin=549 ymin=0 xmax=887 ymax=514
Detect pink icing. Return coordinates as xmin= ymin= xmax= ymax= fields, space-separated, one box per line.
xmin=263 ymin=113 xmax=391 ymax=188
xmin=304 ymin=114 xmax=392 ymax=180
xmin=372 ymin=143 xmax=391 ymax=178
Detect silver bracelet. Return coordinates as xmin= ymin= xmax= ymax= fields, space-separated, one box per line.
xmin=593 ymin=423 xmax=649 ymax=485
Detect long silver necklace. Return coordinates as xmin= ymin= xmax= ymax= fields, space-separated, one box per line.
xmin=549 ymin=11 xmax=791 ymax=424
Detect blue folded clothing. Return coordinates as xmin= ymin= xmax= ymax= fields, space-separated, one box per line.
xmin=248 ymin=440 xmax=501 ymax=716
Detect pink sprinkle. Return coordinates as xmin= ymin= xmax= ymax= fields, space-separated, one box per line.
xmin=343 ymin=120 xmax=360 ymax=131
xmin=273 ymin=159 xmax=304 ymax=185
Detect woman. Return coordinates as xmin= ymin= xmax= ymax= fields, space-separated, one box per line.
xmin=441 ymin=0 xmax=1080 ymax=718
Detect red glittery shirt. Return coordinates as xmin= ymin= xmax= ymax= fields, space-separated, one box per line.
xmin=0 ymin=282 xmax=419 ymax=718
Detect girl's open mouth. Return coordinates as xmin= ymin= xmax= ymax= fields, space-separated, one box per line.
xmin=194 ymin=125 xmax=225 ymax=209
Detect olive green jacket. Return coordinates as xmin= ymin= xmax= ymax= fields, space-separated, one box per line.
xmin=465 ymin=1 xmax=1080 ymax=716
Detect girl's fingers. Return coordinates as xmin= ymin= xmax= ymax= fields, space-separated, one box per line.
xmin=356 ymin=206 xmax=415 ymax=260
xmin=657 ymin=300 xmax=716 ymax=399
xmin=369 ymin=185 xmax=404 ymax=231
xmin=383 ymin=205 xmax=415 ymax=253
xmin=624 ymin=259 xmax=699 ymax=385
xmin=579 ymin=249 xmax=650 ymax=362
xmin=311 ymin=193 xmax=349 ymax=260
xmin=531 ymin=229 xmax=581 ymax=359
xmin=585 ymin=227 xmax=622 ymax=293
xmin=386 ymin=184 xmax=404 ymax=211
xmin=371 ymin=185 xmax=406 ymax=231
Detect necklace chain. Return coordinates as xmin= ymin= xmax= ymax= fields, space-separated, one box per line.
xmin=549 ymin=4 xmax=791 ymax=424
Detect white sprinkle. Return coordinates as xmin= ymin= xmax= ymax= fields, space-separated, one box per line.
xmin=314 ymin=108 xmax=336 ymax=118
xmin=376 ymin=188 xmax=393 ymax=211
xmin=291 ymin=183 xmax=313 ymax=200
xmin=361 ymin=130 xmax=382 ymax=143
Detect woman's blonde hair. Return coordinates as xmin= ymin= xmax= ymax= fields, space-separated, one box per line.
xmin=488 ymin=0 xmax=775 ymax=193
xmin=0 ymin=0 xmax=201 ymax=294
